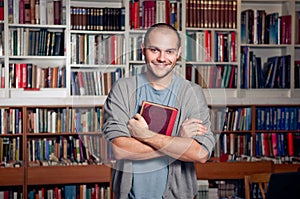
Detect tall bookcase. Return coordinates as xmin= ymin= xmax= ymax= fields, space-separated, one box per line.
xmin=0 ymin=0 xmax=300 ymax=198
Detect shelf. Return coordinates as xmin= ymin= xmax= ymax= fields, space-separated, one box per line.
xmin=195 ymin=161 xmax=300 ymax=181
xmin=195 ymin=161 xmax=274 ymax=180
xmin=9 ymin=88 xmax=68 ymax=99
xmin=0 ymin=167 xmax=24 ymax=186
xmin=27 ymin=165 xmax=111 ymax=185
xmin=8 ymin=24 xmax=67 ymax=29
xmin=273 ymin=164 xmax=300 ymax=173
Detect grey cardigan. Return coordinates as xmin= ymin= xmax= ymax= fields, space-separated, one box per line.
xmin=103 ymin=74 xmax=215 ymax=199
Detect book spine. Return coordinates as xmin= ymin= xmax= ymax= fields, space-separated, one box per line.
xmin=53 ymin=0 xmax=62 ymax=25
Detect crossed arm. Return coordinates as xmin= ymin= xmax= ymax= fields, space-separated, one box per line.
xmin=111 ymin=115 xmax=209 ymax=163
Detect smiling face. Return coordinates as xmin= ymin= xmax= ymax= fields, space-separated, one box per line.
xmin=142 ymin=27 xmax=182 ymax=88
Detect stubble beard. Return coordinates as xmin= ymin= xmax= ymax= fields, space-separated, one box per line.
xmin=147 ymin=62 xmax=176 ymax=81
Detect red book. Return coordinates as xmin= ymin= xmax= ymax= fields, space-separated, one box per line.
xmin=140 ymin=100 xmax=178 ymax=136
xmin=19 ymin=0 xmax=25 ymax=24
xmin=271 ymin=133 xmax=278 ymax=156
xmin=228 ymin=66 xmax=236 ymax=88
xmin=21 ymin=63 xmax=28 ymax=88
xmin=205 ymin=30 xmax=211 ymax=61
xmin=131 ymin=1 xmax=139 ymax=29
xmin=24 ymin=0 xmax=31 ymax=24
xmin=231 ymin=31 xmax=236 ymax=62
xmin=165 ymin=0 xmax=170 ymax=24
xmin=110 ymin=35 xmax=116 ymax=64
xmin=263 ymin=133 xmax=270 ymax=156
xmin=53 ymin=0 xmax=62 ymax=25
xmin=0 ymin=0 xmax=4 ymax=20
xmin=15 ymin=63 xmax=22 ymax=88
xmin=285 ymin=15 xmax=291 ymax=44
xmin=287 ymin=132 xmax=294 ymax=156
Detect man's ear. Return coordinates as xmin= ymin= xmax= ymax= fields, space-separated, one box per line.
xmin=177 ymin=46 xmax=182 ymax=59
xmin=141 ymin=43 xmax=145 ymax=55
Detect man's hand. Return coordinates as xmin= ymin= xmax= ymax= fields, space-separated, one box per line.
xmin=179 ymin=118 xmax=207 ymax=137
xmin=128 ymin=113 xmax=154 ymax=140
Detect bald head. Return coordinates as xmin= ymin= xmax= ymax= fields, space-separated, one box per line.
xmin=143 ymin=23 xmax=181 ymax=49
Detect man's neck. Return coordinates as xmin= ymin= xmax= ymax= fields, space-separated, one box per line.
xmin=147 ymin=74 xmax=173 ymax=90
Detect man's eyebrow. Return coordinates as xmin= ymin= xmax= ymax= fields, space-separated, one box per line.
xmin=146 ymin=46 xmax=178 ymax=51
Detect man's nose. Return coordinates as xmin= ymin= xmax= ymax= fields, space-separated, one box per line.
xmin=157 ymin=51 xmax=166 ymax=61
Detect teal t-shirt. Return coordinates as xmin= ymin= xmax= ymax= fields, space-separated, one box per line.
xmin=128 ymin=73 xmax=182 ymax=199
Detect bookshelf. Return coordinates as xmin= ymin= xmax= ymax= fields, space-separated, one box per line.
xmin=0 ymin=0 xmax=300 ymax=198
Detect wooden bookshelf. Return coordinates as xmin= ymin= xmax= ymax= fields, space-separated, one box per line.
xmin=27 ymin=165 xmax=111 ymax=185
xmin=195 ymin=161 xmax=274 ymax=180
xmin=273 ymin=164 xmax=300 ymax=173
xmin=195 ymin=161 xmax=300 ymax=180
xmin=0 ymin=167 xmax=24 ymax=186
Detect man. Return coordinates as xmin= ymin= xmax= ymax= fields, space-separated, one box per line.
xmin=103 ymin=23 xmax=215 ymax=199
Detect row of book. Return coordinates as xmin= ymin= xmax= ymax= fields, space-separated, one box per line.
xmin=27 ymin=107 xmax=102 ymax=134
xmin=71 ymin=7 xmax=125 ymax=31
xmin=222 ymin=107 xmax=252 ymax=131
xmin=255 ymin=132 xmax=299 ymax=158
xmin=220 ymin=133 xmax=252 ymax=157
xmin=186 ymin=65 xmax=237 ymax=89
xmin=256 ymin=107 xmax=300 ymax=131
xmin=186 ymin=0 xmax=237 ymax=29
xmin=0 ymin=137 xmax=22 ymax=164
xmin=130 ymin=0 xmax=181 ymax=30
xmin=70 ymin=34 xmax=125 ymax=65
xmin=219 ymin=132 xmax=300 ymax=159
xmin=9 ymin=64 xmax=66 ymax=89
xmin=240 ymin=47 xmax=291 ymax=89
xmin=10 ymin=28 xmax=64 ymax=56
xmin=28 ymin=184 xmax=110 ymax=199
xmin=186 ymin=31 xmax=236 ymax=63
xmin=0 ymin=108 xmax=22 ymax=135
xmin=186 ymin=30 xmax=211 ymax=62
xmin=241 ymin=9 xmax=291 ymax=45
xmin=0 ymin=188 xmax=22 ymax=199
xmin=71 ymin=68 xmax=122 ymax=96
xmin=8 ymin=0 xmax=65 ymax=25
xmin=27 ymin=135 xmax=107 ymax=164
xmin=130 ymin=35 xmax=144 ymax=61
xmin=209 ymin=106 xmax=299 ymax=133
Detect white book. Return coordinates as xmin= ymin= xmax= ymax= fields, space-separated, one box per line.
xmin=0 ymin=63 xmax=2 ymax=88
xmin=47 ymin=0 xmax=54 ymax=25
xmin=40 ymin=0 xmax=47 ymax=25
xmin=34 ymin=108 xmax=39 ymax=133
xmin=71 ymin=34 xmax=77 ymax=64
xmin=32 ymin=140 xmax=35 ymax=161
xmin=93 ymin=71 xmax=99 ymax=95
xmin=51 ymin=111 xmax=57 ymax=133
xmin=196 ymin=31 xmax=205 ymax=62
xmin=88 ymin=35 xmax=95 ymax=65
xmin=47 ymin=109 xmax=52 ymax=133
xmin=13 ymin=0 xmax=19 ymax=24
xmin=61 ymin=0 xmax=66 ymax=25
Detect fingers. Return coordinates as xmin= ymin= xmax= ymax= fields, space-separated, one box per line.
xmin=180 ymin=118 xmax=207 ymax=137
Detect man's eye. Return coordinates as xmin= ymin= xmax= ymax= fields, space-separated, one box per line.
xmin=167 ymin=50 xmax=176 ymax=54
xmin=150 ymin=48 xmax=158 ymax=53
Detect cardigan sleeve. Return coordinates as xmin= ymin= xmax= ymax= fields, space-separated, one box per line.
xmin=102 ymin=77 xmax=137 ymax=142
